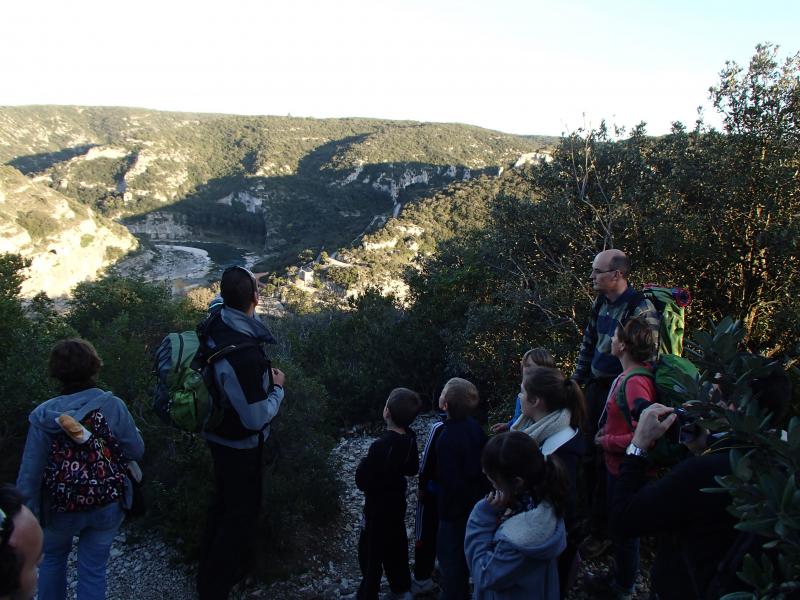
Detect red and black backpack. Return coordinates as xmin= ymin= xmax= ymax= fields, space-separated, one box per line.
xmin=43 ymin=410 xmax=126 ymax=512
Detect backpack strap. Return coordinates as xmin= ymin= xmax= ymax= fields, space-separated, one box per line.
xmin=205 ymin=341 xmax=261 ymax=365
xmin=623 ymin=290 xmax=646 ymax=324
xmin=616 ymin=367 xmax=654 ymax=430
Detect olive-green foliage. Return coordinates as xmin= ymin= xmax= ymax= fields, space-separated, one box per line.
xmin=49 ymin=156 xmax=130 ymax=209
xmin=283 ymin=45 xmax=799 ymax=598
xmin=285 ymin=289 xmax=446 ymax=422
xmin=325 ymin=265 xmax=360 ymax=288
xmin=16 ymin=209 xmax=60 ymax=240
xmin=368 ymin=44 xmax=800 ymax=411
xmin=0 ymin=255 xmax=75 ymax=482
xmin=679 ymin=318 xmax=800 ymax=599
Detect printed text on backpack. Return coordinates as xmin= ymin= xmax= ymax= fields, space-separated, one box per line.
xmin=44 ymin=410 xmax=126 ymax=512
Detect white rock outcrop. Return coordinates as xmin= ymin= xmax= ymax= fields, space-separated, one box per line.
xmin=19 ymin=217 xmax=137 ymax=297
xmin=514 ymin=152 xmax=553 ymax=168
xmin=84 ymin=146 xmax=129 ymax=161
xmin=0 ymin=166 xmax=138 ymax=298
xmin=126 ymin=212 xmax=192 ymax=240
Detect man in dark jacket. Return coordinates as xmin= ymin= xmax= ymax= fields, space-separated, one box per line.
xmin=610 ymin=404 xmax=738 ymax=599
xmin=572 ymin=249 xmax=658 ymax=554
xmin=197 ymin=266 xmax=286 ymax=600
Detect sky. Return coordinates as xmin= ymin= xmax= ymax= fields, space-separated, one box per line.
xmin=1 ymin=0 xmax=797 ymax=136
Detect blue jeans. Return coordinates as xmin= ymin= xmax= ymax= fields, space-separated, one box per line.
xmin=39 ymin=502 xmax=124 ymax=600
xmin=436 ymin=519 xmax=470 ymax=600
xmin=607 ymin=473 xmax=640 ymax=592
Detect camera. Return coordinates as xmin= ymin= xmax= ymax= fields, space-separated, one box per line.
xmin=630 ymin=400 xmax=697 ymax=444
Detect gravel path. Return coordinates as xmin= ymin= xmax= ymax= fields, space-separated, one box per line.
xmin=64 ymin=412 xmax=651 ymax=599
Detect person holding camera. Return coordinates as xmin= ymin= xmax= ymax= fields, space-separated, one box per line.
xmin=608 ymin=403 xmax=736 ymax=599
xmin=589 ymin=317 xmax=656 ymax=598
xmin=608 ymin=367 xmax=792 ymax=600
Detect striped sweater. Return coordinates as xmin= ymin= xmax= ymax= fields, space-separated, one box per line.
xmin=574 ymin=285 xmax=659 ymax=384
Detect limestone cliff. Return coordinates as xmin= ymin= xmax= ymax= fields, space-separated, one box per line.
xmin=0 ymin=166 xmax=137 ymax=297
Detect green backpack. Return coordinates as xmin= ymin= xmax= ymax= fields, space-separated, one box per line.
xmin=626 ymin=285 xmax=692 ymax=357
xmin=152 ymin=309 xmax=259 ymax=433
xmin=615 ymin=355 xmax=700 ymax=466
xmin=616 ymin=354 xmax=700 ymax=430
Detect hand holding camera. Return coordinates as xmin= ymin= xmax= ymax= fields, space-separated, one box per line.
xmin=631 ymin=403 xmax=677 ymax=450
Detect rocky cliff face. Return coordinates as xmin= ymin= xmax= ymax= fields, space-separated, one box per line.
xmin=0 ymin=166 xmax=137 ymax=297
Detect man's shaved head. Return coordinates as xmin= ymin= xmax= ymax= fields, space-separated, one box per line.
xmin=591 ymin=249 xmax=630 ymax=300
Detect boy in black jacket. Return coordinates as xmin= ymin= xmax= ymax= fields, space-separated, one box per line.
xmin=356 ymin=388 xmax=421 ymax=600
xmin=435 ymin=378 xmax=489 ymax=600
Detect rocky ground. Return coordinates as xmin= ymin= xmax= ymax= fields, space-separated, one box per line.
xmin=64 ymin=411 xmax=651 ymax=599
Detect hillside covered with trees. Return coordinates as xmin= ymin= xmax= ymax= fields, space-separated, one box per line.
xmin=0 ymin=107 xmax=555 ymax=276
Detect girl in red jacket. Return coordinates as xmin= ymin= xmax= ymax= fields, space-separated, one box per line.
xmin=591 ymin=317 xmax=656 ymax=598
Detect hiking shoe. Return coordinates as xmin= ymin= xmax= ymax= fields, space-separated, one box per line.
xmin=410 ymin=576 xmax=435 ymax=595
xmin=580 ymin=535 xmax=612 ymax=558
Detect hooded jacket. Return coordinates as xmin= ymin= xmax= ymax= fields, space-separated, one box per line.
xmin=201 ymin=304 xmax=284 ymax=449
xmin=16 ymin=388 xmax=145 ymax=520
xmin=465 ymin=499 xmax=565 ymax=600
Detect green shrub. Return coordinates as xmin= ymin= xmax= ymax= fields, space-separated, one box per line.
xmin=16 ymin=210 xmax=60 ymax=240
xmin=0 ymin=255 xmax=76 ymax=482
xmin=104 ymin=246 xmax=124 ymax=262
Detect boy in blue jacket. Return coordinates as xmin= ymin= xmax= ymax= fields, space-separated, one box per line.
xmin=435 ymin=378 xmax=489 ymax=600
xmin=356 ymin=388 xmax=421 ymax=600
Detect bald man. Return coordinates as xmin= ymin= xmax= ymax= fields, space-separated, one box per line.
xmin=572 ymin=249 xmax=658 ymax=556
xmin=0 ymin=485 xmax=43 ymax=600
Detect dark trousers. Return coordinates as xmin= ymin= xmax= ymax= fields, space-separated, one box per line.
xmin=582 ymin=377 xmax=613 ymax=539
xmin=607 ymin=473 xmax=640 ymax=591
xmin=557 ymin=530 xmax=580 ymax=598
xmin=197 ymin=441 xmax=263 ymax=600
xmin=436 ymin=518 xmax=469 ymax=600
xmin=414 ymin=490 xmax=438 ymax=581
xmin=358 ymin=503 xmax=411 ymax=600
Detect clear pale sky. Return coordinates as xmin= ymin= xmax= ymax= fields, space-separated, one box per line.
xmin=1 ymin=0 xmax=797 ymax=136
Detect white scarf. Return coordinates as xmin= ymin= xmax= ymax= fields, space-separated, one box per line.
xmin=510 ymin=408 xmax=572 ymax=447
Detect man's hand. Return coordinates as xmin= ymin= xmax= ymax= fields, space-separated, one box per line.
xmin=631 ymin=403 xmax=677 ymax=449
xmin=490 ymin=422 xmax=510 ymax=433
xmin=272 ymin=367 xmax=286 ymax=387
